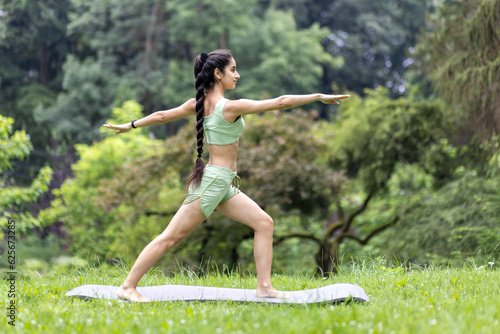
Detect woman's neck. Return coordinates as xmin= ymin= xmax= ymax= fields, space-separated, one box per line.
xmin=209 ymin=84 xmax=226 ymax=99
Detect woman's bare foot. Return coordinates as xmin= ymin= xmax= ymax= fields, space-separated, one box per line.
xmin=256 ymin=288 xmax=291 ymax=300
xmin=117 ymin=286 xmax=151 ymax=302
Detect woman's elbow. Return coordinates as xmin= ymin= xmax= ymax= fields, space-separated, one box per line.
xmin=277 ymin=96 xmax=291 ymax=110
xmin=157 ymin=111 xmax=169 ymax=124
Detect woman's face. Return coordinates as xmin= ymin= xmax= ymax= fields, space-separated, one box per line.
xmin=218 ymin=58 xmax=240 ymax=90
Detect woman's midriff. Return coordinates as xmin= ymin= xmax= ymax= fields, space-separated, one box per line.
xmin=207 ymin=142 xmax=239 ymax=172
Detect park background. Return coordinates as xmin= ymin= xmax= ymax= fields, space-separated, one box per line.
xmin=0 ymin=0 xmax=499 ymax=333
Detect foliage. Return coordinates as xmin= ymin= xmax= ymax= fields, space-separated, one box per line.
xmin=238 ymin=111 xmax=344 ymax=215
xmin=9 ymin=263 xmax=500 ymax=333
xmin=0 ymin=115 xmax=53 ymax=237
xmin=37 ymin=55 xmax=117 ymax=144
xmin=266 ymin=0 xmax=428 ymax=95
xmin=323 ymin=87 xmax=449 ymax=193
xmin=164 ymin=6 xmax=340 ymax=107
xmin=165 ymin=0 xmax=258 ymax=52
xmin=416 ymin=0 xmax=500 ymax=140
xmin=3 ymin=0 xmax=500 ymax=276
xmin=91 ymin=110 xmax=345 ymax=269
xmin=33 ymin=0 xmax=340 ymax=145
xmin=271 ymin=88 xmax=453 ymax=274
xmin=0 ymin=0 xmax=70 ymax=179
xmin=67 ymin=0 xmax=171 ymax=111
xmin=38 ymin=101 xmax=169 ymax=259
xmin=384 ymin=173 xmax=500 ymax=265
xmin=230 ymin=9 xmax=341 ymax=100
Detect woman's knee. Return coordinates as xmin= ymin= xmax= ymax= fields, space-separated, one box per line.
xmin=256 ymin=214 xmax=274 ymax=232
xmin=157 ymin=232 xmax=186 ymax=249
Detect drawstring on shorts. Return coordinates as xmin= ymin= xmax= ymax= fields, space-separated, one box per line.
xmin=232 ymin=174 xmax=241 ymax=190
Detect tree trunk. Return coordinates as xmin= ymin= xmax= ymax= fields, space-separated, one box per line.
xmin=219 ymin=32 xmax=227 ymax=49
xmin=315 ymin=240 xmax=339 ymax=276
xmin=39 ymin=43 xmax=49 ymax=85
xmin=228 ymin=244 xmax=239 ymax=274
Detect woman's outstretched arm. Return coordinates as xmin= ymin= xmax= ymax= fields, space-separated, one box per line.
xmin=102 ymin=98 xmax=196 ymax=135
xmin=224 ymin=94 xmax=350 ymax=118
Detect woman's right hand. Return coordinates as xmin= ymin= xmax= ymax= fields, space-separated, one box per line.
xmin=102 ymin=123 xmax=132 ymax=135
xmin=319 ymin=94 xmax=350 ymax=105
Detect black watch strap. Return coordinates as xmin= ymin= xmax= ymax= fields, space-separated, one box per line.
xmin=131 ymin=119 xmax=138 ymax=128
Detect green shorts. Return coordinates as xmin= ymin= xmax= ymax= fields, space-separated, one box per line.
xmin=183 ymin=164 xmax=241 ymax=218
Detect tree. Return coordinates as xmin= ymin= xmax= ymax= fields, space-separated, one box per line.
xmin=229 ymin=9 xmax=341 ymax=101
xmin=91 ymin=110 xmax=346 ymax=270
xmin=262 ymin=0 xmax=428 ymax=96
xmin=39 ymin=0 xmax=340 ymax=144
xmin=273 ymin=89 xmax=450 ymax=274
xmin=37 ymin=101 xmax=171 ymax=260
xmin=384 ymin=172 xmax=500 ymax=265
xmin=162 ymin=5 xmax=341 ymax=108
xmin=0 ymin=0 xmax=71 ymax=183
xmin=38 ymin=55 xmax=117 ymax=144
xmin=415 ymin=0 xmax=500 ymax=141
xmin=0 ymin=115 xmax=53 ymax=240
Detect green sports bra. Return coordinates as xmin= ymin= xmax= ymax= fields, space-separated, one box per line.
xmin=204 ymin=98 xmax=245 ymax=145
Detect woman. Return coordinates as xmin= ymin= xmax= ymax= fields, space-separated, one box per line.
xmin=103 ymin=50 xmax=349 ymax=302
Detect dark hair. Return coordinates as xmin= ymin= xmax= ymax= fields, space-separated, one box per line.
xmin=186 ymin=50 xmax=234 ymax=189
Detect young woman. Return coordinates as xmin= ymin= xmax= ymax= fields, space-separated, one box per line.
xmin=103 ymin=50 xmax=349 ymax=302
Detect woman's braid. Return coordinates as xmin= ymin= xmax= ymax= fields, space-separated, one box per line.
xmin=186 ymin=50 xmax=233 ymax=189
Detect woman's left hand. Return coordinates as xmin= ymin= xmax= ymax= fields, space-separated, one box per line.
xmin=319 ymin=94 xmax=350 ymax=105
xmin=102 ymin=123 xmax=132 ymax=135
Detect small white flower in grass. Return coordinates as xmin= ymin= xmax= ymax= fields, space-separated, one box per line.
xmin=488 ymin=261 xmax=494 ymax=268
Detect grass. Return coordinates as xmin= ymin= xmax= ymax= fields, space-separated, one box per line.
xmin=1 ymin=259 xmax=500 ymax=333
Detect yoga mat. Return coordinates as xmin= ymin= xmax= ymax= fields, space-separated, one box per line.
xmin=66 ymin=283 xmax=369 ymax=304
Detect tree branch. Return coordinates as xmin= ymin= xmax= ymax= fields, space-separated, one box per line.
xmin=339 ymin=216 xmax=399 ymax=245
xmin=336 ymin=198 xmax=344 ymax=223
xmin=143 ymin=210 xmax=175 ymax=217
xmin=325 ymin=220 xmax=343 ymax=240
xmin=343 ymin=191 xmax=374 ymax=231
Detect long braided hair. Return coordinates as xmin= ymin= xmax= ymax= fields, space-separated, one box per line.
xmin=186 ymin=50 xmax=234 ymax=189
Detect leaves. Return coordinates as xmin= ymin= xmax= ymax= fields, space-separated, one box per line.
xmin=416 ymin=0 xmax=500 ymax=140
xmin=0 ymin=115 xmax=53 ymax=233
xmin=0 ymin=116 xmax=32 ymax=171
xmin=238 ymin=111 xmax=345 ymax=215
xmin=323 ymin=88 xmax=447 ymax=193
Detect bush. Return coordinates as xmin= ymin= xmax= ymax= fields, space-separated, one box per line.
xmin=385 ymin=173 xmax=500 ymax=265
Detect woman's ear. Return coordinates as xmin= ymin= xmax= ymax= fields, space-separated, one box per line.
xmin=214 ymin=68 xmax=222 ymax=80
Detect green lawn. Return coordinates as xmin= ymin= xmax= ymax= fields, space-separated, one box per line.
xmin=2 ymin=260 xmax=499 ymax=333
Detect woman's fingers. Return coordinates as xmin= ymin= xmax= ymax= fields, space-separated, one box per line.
xmin=102 ymin=124 xmax=129 ymax=135
xmin=321 ymin=94 xmax=350 ymax=104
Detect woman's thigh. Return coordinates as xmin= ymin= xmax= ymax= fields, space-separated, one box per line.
xmin=160 ymin=199 xmax=206 ymax=239
xmin=216 ymin=192 xmax=272 ymax=230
